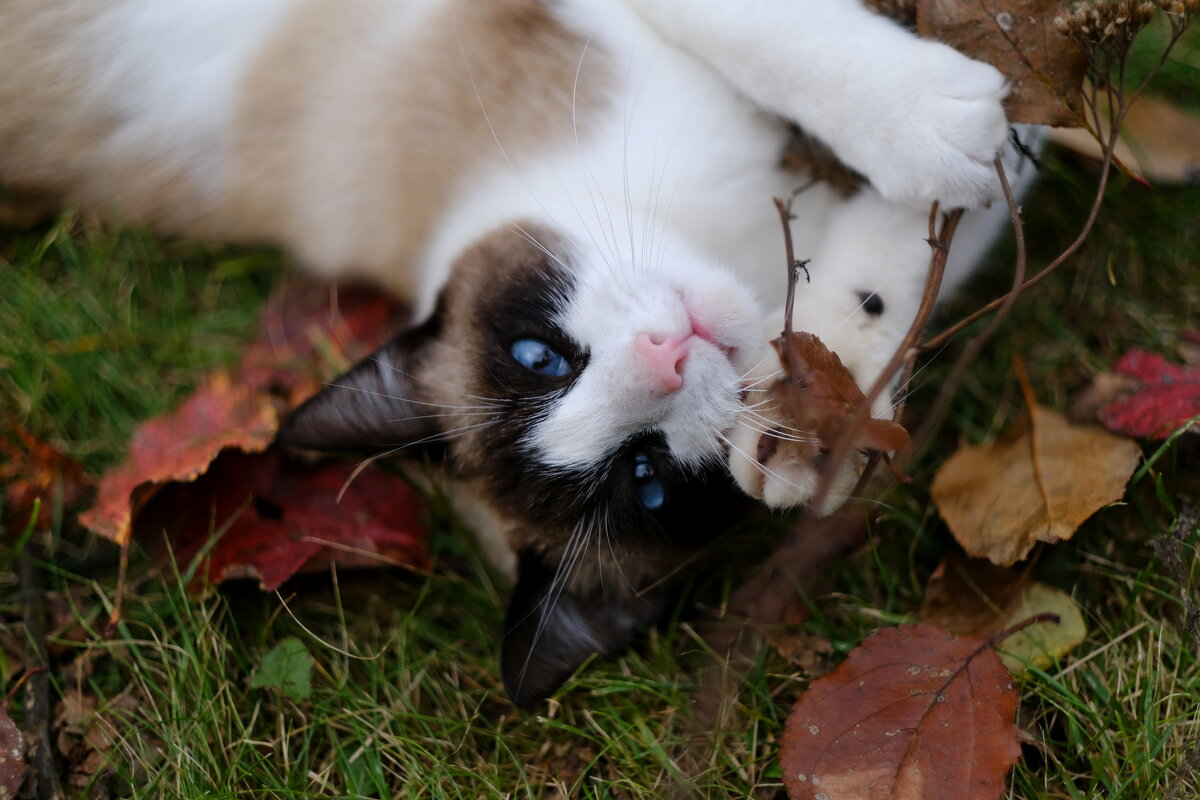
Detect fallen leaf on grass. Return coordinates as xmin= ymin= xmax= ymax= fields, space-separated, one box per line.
xmin=137 ymin=448 xmax=428 ymax=590
xmin=0 ymin=703 xmax=24 ymax=799
xmin=53 ymin=690 xmax=137 ymax=792
xmin=780 ymin=623 xmax=1021 ymax=800
xmin=919 ymin=553 xmax=1087 ymax=673
xmin=250 ymin=637 xmax=314 ymax=702
xmin=240 ymin=279 xmax=408 ymax=407
xmin=931 ymin=405 xmax=1141 ymax=566
xmin=0 ymin=423 xmax=91 ymax=531
xmin=762 ymin=627 xmax=836 ymax=676
xmin=79 ymin=279 xmax=427 ymax=588
xmin=917 ymin=0 xmax=1086 ymax=126
xmin=78 ymin=372 xmax=280 ymax=547
xmin=1073 ymin=348 xmax=1200 ymax=440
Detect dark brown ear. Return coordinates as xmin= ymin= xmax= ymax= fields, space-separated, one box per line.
xmin=501 ymin=549 xmax=667 ymax=709
xmin=278 ymin=312 xmax=445 ymax=454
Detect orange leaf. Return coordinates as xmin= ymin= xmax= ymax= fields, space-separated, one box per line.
xmin=1 ymin=423 xmax=91 ymax=530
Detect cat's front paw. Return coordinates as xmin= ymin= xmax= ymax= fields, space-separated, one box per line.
xmin=727 ymin=342 xmax=862 ymax=514
xmin=846 ymin=43 xmax=1009 ymax=210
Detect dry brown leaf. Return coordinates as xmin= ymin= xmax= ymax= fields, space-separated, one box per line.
xmin=762 ymin=627 xmax=836 ymax=676
xmin=931 ymin=405 xmax=1141 ymax=566
xmin=917 ymin=0 xmax=1087 ymax=126
xmin=780 ymin=623 xmax=1021 ymax=800
xmin=772 ymin=332 xmax=910 ymax=455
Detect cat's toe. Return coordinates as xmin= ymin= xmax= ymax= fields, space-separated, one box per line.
xmin=729 ymin=420 xmax=863 ymax=514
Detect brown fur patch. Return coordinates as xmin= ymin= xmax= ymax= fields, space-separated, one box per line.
xmin=229 ymin=0 xmax=611 ymax=296
xmin=0 ymin=2 xmax=219 ymax=230
xmin=0 ymin=0 xmax=611 ymax=287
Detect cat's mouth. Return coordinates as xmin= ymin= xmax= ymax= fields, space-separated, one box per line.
xmin=683 ymin=299 xmax=738 ymax=362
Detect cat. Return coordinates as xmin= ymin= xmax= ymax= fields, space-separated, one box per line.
xmin=0 ymin=0 xmax=1029 ymax=707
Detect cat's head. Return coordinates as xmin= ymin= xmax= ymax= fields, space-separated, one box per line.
xmin=279 ymin=221 xmax=763 ymax=707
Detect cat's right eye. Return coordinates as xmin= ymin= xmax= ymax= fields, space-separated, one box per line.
xmin=510 ymin=337 xmax=571 ymax=377
xmin=632 ymin=452 xmax=666 ymax=511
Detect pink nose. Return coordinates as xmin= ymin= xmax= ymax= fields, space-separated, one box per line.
xmin=635 ymin=332 xmax=689 ymax=393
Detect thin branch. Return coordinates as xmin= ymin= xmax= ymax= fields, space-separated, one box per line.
xmin=810 ymin=204 xmax=962 ymax=513
xmin=908 ymin=157 xmax=1027 ymax=453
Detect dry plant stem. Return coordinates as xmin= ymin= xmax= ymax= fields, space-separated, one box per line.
xmin=104 ymin=541 xmax=129 ymax=638
xmin=18 ymin=552 xmax=66 ymax=800
xmin=908 ymin=158 xmax=1027 ymax=455
xmin=810 ymin=204 xmax=962 ymax=513
xmin=1013 ymin=356 xmax=1054 ymax=521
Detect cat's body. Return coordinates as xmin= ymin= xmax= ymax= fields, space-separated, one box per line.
xmin=0 ymin=0 xmax=1027 ymax=705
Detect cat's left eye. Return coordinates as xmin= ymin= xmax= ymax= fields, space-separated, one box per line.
xmin=632 ymin=452 xmax=665 ymax=510
xmin=510 ymin=338 xmax=571 ymax=377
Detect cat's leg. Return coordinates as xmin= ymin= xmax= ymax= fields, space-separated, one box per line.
xmin=617 ymin=0 xmax=1009 ymax=210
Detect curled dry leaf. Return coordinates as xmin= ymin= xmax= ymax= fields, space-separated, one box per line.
xmin=1048 ymin=94 xmax=1200 ymax=185
xmin=916 ymin=0 xmax=1086 ymax=127
xmin=780 ymin=623 xmax=1021 ymax=800
xmin=931 ymin=405 xmax=1141 ymax=566
xmin=919 ymin=553 xmax=1087 ymax=673
xmin=1073 ymin=348 xmax=1200 ymax=440
xmin=769 ymin=331 xmax=910 ymax=456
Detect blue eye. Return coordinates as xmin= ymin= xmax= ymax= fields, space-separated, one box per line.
xmin=632 ymin=452 xmax=665 ymax=510
xmin=510 ymin=338 xmax=571 ymax=377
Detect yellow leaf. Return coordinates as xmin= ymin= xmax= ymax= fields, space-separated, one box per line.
xmin=931 ymin=405 xmax=1141 ymax=566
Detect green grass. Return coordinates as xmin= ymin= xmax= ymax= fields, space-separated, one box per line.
xmin=3 ymin=29 xmax=1200 ymax=800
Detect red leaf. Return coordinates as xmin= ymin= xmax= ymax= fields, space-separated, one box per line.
xmin=137 ymin=449 xmax=427 ymax=590
xmin=1 ymin=423 xmax=91 ymax=530
xmin=780 ymin=623 xmax=1021 ymax=800
xmin=78 ymin=372 xmax=280 ymax=547
xmin=240 ymin=279 xmax=407 ymax=406
xmin=1102 ymin=349 xmax=1200 ymax=439
xmin=79 ymin=279 xmax=426 ymax=589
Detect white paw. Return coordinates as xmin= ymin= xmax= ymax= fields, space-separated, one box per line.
xmin=841 ymin=43 xmax=1009 ymax=210
xmin=727 ymin=340 xmax=865 ymax=513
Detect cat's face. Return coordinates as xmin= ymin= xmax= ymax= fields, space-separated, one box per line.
xmin=280 ymin=222 xmax=763 ymax=706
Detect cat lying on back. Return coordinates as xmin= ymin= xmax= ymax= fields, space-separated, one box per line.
xmin=0 ymin=0 xmax=1028 ymax=706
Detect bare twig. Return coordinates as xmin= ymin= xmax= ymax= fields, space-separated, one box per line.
xmin=908 ymin=158 xmax=1027 ymax=453
xmin=810 ymin=204 xmax=962 ymax=513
